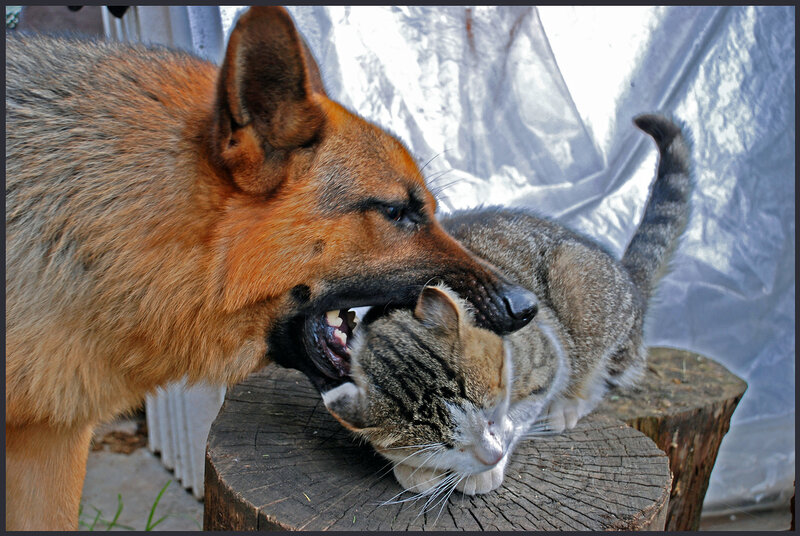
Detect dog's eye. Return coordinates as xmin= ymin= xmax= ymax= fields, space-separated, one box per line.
xmin=382 ymin=205 xmax=405 ymax=222
xmin=371 ymin=200 xmax=423 ymax=229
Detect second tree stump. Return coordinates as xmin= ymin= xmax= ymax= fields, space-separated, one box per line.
xmin=596 ymin=346 xmax=747 ymax=531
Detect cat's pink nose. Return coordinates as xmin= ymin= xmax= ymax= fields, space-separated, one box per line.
xmin=475 ymin=447 xmax=504 ymax=466
xmin=476 ymin=450 xmax=504 ymax=466
xmin=474 ymin=433 xmax=505 ymax=466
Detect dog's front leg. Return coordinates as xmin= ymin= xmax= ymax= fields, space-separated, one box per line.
xmin=6 ymin=421 xmax=95 ymax=530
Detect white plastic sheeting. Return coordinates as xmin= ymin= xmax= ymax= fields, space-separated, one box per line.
xmin=219 ymin=6 xmax=795 ymax=512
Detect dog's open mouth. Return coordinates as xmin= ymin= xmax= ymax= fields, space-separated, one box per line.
xmin=310 ymin=308 xmax=359 ymax=379
xmin=267 ymin=301 xmax=402 ymax=393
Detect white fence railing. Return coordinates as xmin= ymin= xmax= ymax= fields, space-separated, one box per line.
xmin=145 ymin=382 xmax=225 ymax=499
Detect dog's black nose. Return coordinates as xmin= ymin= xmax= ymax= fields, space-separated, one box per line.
xmin=501 ymin=285 xmax=538 ymax=333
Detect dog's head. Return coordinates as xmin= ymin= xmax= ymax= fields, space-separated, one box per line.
xmin=206 ymin=7 xmax=537 ymax=392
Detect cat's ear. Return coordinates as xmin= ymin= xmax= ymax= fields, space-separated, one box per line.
xmin=414 ymin=286 xmax=461 ymax=334
xmin=321 ymin=383 xmax=369 ymax=431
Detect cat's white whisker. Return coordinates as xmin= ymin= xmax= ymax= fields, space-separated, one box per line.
xmin=523 ymin=431 xmax=560 ymax=439
xmin=431 ymin=472 xmax=463 ymax=525
xmin=374 ymin=459 xmax=399 ymax=480
xmin=379 ymin=487 xmax=414 ymax=506
xmin=383 ymin=444 xmax=444 ymax=478
xmin=395 ymin=444 xmax=443 ymax=462
xmin=521 ymin=414 xmax=572 ymax=435
xmin=381 ymin=485 xmax=429 ymax=506
xmin=526 ymin=426 xmax=553 ymax=433
xmin=383 ymin=442 xmax=443 ymax=451
xmin=380 ymin=494 xmax=418 ymax=507
xmin=380 ymin=467 xmax=452 ymax=507
xmin=403 ymin=448 xmax=447 ymax=483
xmin=416 ymin=472 xmax=460 ymax=519
xmin=382 ymin=477 xmax=443 ymax=507
xmin=525 ymin=421 xmax=561 ymax=433
xmin=372 ymin=450 xmax=442 ymax=492
xmin=427 ymin=473 xmax=459 ymax=511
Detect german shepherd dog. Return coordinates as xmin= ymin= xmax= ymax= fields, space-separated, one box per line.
xmin=5 ymin=7 xmax=536 ymax=530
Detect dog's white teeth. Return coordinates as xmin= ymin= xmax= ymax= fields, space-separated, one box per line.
xmin=333 ymin=328 xmax=348 ymax=346
xmin=326 ymin=310 xmax=343 ymax=327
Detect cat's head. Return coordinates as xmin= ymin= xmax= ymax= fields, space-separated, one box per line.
xmin=320 ymin=284 xmax=517 ymax=476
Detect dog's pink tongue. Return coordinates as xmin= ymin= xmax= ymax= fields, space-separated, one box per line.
xmin=322 ymin=309 xmax=357 ymax=378
xmin=324 ymin=339 xmax=350 ymax=377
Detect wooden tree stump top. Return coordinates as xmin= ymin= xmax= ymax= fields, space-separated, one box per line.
xmin=205 ymin=365 xmax=671 ymax=531
xmin=598 ymin=346 xmax=747 ymax=422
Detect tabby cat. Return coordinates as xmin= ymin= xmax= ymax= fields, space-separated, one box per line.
xmin=321 ymin=114 xmax=692 ymax=497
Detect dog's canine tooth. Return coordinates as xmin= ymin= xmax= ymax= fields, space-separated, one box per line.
xmin=326 ymin=310 xmax=343 ymax=327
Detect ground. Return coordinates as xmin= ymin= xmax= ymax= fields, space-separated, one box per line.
xmin=80 ymin=415 xmax=203 ymax=531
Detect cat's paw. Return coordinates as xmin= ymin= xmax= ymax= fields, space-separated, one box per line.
xmin=455 ymin=459 xmax=507 ymax=495
xmin=546 ymin=397 xmax=583 ymax=433
xmin=393 ymin=464 xmax=448 ymax=494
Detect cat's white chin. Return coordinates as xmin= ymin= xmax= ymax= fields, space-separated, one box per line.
xmin=392 ymin=458 xmax=507 ymax=496
xmin=392 ymin=464 xmax=449 ymax=494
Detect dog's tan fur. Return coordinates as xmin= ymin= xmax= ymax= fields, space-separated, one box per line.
xmin=6 ymin=8 xmax=533 ymax=529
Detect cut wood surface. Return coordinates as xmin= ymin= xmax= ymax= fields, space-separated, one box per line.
xmin=205 ymin=364 xmax=671 ymax=531
xmin=596 ymin=346 xmax=747 ymax=531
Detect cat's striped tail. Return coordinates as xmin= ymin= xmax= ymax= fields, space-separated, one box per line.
xmin=622 ymin=114 xmax=693 ymax=300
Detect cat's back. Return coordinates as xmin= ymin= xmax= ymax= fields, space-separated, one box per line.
xmin=441 ymin=207 xmax=610 ymax=293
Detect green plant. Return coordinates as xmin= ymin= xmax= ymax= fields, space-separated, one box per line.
xmin=78 ymin=497 xmax=135 ymax=531
xmin=144 ymin=480 xmax=171 ymax=531
xmin=78 ymin=480 xmax=173 ymax=531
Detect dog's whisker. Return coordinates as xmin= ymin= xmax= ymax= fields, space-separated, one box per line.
xmin=429 ymin=177 xmax=466 ymax=196
xmin=418 ymin=151 xmax=444 ymax=177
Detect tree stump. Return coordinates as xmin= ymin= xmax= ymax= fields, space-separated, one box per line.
xmin=205 ymin=364 xmax=671 ymax=531
xmin=595 ymin=346 xmax=747 ymax=531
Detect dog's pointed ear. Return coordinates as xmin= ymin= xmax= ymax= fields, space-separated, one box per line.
xmin=212 ymin=6 xmax=326 ymax=195
xmin=414 ymin=286 xmax=462 ymax=335
xmin=300 ymin=39 xmax=327 ymax=97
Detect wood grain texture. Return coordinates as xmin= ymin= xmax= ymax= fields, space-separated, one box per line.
xmin=205 ymin=364 xmax=671 ymax=531
xmin=597 ymin=346 xmax=747 ymax=531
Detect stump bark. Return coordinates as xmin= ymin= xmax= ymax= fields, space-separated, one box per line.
xmin=205 ymin=364 xmax=671 ymax=531
xmin=596 ymin=346 xmax=747 ymax=531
